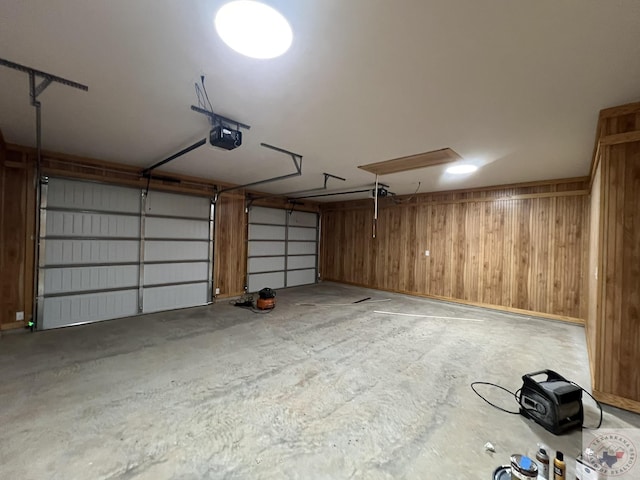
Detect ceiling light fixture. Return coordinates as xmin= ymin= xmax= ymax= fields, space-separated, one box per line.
xmin=214 ymin=1 xmax=293 ymax=59
xmin=446 ymin=164 xmax=478 ymax=175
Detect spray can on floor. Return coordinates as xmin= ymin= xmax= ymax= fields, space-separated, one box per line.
xmin=553 ymin=451 xmax=566 ymax=480
xmin=535 ymin=445 xmax=550 ymax=479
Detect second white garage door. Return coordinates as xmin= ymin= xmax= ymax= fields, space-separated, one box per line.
xmin=247 ymin=206 xmax=318 ymax=292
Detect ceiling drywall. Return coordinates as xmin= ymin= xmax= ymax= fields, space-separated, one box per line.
xmin=1 ymin=0 xmax=639 ymax=199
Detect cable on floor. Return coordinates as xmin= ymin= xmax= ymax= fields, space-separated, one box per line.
xmin=470 ymin=380 xmax=603 ymax=429
xmin=295 ymin=299 xmax=391 ymax=307
xmin=470 ymin=381 xmax=522 ymax=415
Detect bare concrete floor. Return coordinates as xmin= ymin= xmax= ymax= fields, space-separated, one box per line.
xmin=1 ymin=282 xmax=638 ymax=479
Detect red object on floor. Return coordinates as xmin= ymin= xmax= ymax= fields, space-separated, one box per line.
xmin=256 ymin=297 xmax=275 ymax=310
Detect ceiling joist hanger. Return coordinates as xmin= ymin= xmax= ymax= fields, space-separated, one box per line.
xmin=0 ymin=57 xmax=88 ymax=169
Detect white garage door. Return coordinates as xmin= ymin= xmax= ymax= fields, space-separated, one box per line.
xmin=142 ymin=190 xmax=212 ymax=314
xmin=37 ymin=178 xmax=214 ymax=329
xmin=247 ymin=206 xmax=318 ymax=292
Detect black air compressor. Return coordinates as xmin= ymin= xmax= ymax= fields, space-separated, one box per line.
xmin=519 ymin=370 xmax=583 ymax=435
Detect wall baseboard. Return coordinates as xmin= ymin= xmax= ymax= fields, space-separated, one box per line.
xmin=0 ymin=321 xmax=26 ymax=331
xmin=321 ymin=278 xmax=585 ymax=325
xmin=593 ymin=389 xmax=640 ymax=415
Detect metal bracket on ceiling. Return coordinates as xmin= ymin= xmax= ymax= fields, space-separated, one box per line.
xmin=287 ymin=200 xmax=305 ymax=215
xmin=191 ymin=105 xmax=251 ymax=130
xmin=141 ymin=137 xmax=207 ymax=177
xmin=288 ymin=182 xmax=389 ymax=200
xmin=219 ymin=142 xmax=304 ymax=195
xmin=245 ymin=172 xmax=346 ymax=210
xmin=0 ymin=58 xmax=88 ymax=167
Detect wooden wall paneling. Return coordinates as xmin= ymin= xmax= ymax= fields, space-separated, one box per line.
xmin=214 ymin=193 xmax=248 ymax=297
xmin=551 ymin=194 xmax=585 ymax=317
xmin=452 ymin=202 xmax=466 ymax=301
xmin=465 ymin=200 xmax=482 ymax=303
xmin=429 ymin=203 xmax=447 ymax=297
xmin=0 ymin=150 xmax=33 ymax=329
xmin=0 ymin=138 xmax=5 ymax=328
xmin=619 ymin=142 xmax=640 ymax=401
xmin=414 ymin=204 xmax=428 ymax=294
xmin=398 ymin=205 xmax=412 ymax=292
xmin=514 ymin=197 xmax=528 ymax=308
xmin=499 ymin=200 xmax=514 ymax=308
xmin=602 ymin=150 xmax=621 ymax=395
xmin=599 ymin=142 xmax=640 ymax=402
xmin=365 ymin=210 xmax=377 ymax=287
xmin=482 ymin=199 xmax=506 ymax=306
xmin=320 ymin=180 xmax=587 ymax=322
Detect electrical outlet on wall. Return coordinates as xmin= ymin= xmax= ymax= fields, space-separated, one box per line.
xmin=16 ymin=311 xmax=24 ymax=321
xmin=425 ymin=250 xmax=430 ymax=256
xmin=215 ymin=287 xmax=220 ymax=295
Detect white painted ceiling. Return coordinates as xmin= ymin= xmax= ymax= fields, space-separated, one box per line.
xmin=1 ymin=0 xmax=640 ymax=200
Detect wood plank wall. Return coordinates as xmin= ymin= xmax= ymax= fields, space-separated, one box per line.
xmin=599 ymin=141 xmax=640 ymax=405
xmin=588 ymin=101 xmax=640 ymax=413
xmin=0 ymin=141 xmax=35 ymax=330
xmin=0 ymin=138 xmax=318 ymax=328
xmin=321 ymin=180 xmax=589 ymax=322
xmin=214 ymin=193 xmax=248 ymax=298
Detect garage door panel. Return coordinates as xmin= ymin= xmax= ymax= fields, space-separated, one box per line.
xmin=287 ymin=241 xmax=317 ymax=255
xmin=144 ymin=240 xmax=209 ymax=262
xmin=248 ymin=257 xmax=285 ymax=273
xmin=142 ymin=283 xmax=208 ymax=313
xmin=249 ymin=224 xmax=286 ymax=240
xmin=289 ymin=211 xmax=317 ymax=227
xmin=47 ymin=178 xmax=140 ymax=212
xmin=44 ymin=265 xmax=139 ymax=294
xmin=42 ymin=290 xmax=138 ymax=329
xmin=45 ymin=239 xmax=139 ymax=265
xmin=287 ymin=255 xmax=316 ymax=270
xmin=249 ymin=207 xmax=286 ymax=225
xmin=248 ymin=241 xmax=285 ymax=256
xmin=144 ymin=262 xmax=208 ymax=286
xmin=288 ymin=227 xmax=316 ymax=241
xmin=287 ymin=269 xmax=317 ymax=287
xmin=145 ymin=191 xmax=210 ymax=218
xmin=145 ymin=217 xmax=209 ymax=240
xmin=46 ymin=211 xmax=139 ymax=238
xmin=247 ymin=272 xmax=285 ymax=292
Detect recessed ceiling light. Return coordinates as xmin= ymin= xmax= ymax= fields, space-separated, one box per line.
xmin=215 ymin=1 xmax=293 ymax=59
xmin=446 ymin=164 xmax=478 ymax=175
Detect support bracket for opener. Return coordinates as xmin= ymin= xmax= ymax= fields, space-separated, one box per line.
xmin=219 ymin=142 xmax=303 ymax=195
xmin=246 ymin=172 xmax=346 ymax=210
xmin=191 ymin=105 xmax=251 ymax=130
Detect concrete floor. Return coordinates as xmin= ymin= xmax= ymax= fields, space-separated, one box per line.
xmin=1 ymin=283 xmax=638 ymax=480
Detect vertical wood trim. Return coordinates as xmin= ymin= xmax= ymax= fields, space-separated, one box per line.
xmin=0 ymin=142 xmax=6 ymax=327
